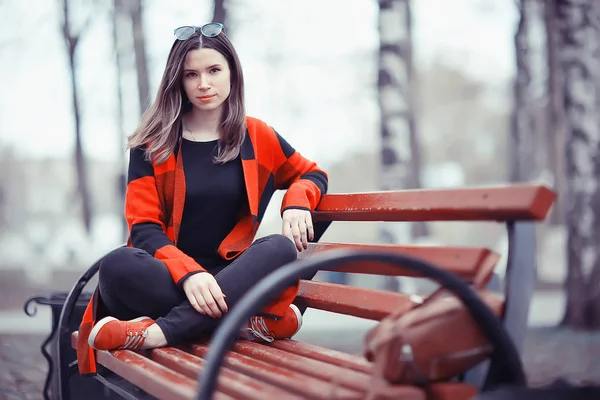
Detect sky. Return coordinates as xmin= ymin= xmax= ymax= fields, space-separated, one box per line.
xmin=0 ymin=0 xmax=518 ymax=167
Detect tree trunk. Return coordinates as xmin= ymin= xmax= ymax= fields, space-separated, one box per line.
xmin=126 ymin=0 xmax=150 ymax=114
xmin=557 ymin=0 xmax=600 ymax=330
xmin=61 ymin=0 xmax=92 ymax=233
xmin=544 ymin=0 xmax=566 ymax=225
xmin=378 ymin=0 xmax=426 ymax=290
xmin=212 ymin=0 xmax=227 ymax=26
xmin=510 ymin=0 xmax=537 ymax=183
xmin=113 ymin=0 xmax=128 ymax=240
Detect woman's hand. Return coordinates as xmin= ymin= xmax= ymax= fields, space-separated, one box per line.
xmin=282 ymin=208 xmax=314 ymax=251
xmin=182 ymin=273 xmax=228 ymax=318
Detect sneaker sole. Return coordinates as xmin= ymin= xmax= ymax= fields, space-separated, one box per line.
xmin=289 ymin=304 xmax=303 ymax=337
xmin=88 ymin=316 xmax=152 ymax=349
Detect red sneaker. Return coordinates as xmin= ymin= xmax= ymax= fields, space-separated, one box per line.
xmin=88 ymin=316 xmax=154 ymax=351
xmin=241 ymin=304 xmax=303 ymax=343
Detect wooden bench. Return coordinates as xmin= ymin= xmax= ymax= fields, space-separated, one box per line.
xmin=58 ymin=184 xmax=555 ymax=400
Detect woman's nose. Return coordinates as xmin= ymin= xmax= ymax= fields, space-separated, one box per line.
xmin=198 ymin=75 xmax=210 ymax=90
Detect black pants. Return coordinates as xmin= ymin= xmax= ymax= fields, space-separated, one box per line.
xmin=97 ymin=234 xmax=298 ymax=345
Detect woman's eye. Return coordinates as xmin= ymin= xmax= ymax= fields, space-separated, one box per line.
xmin=186 ymin=72 xmax=197 ymax=78
xmin=210 ymin=68 xmax=221 ymax=74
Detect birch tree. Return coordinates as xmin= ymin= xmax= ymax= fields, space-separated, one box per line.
xmin=510 ymin=0 xmax=538 ymax=182
xmin=556 ymin=0 xmax=600 ymax=329
xmin=544 ymin=0 xmax=566 ymax=225
xmin=378 ymin=0 xmax=426 ymax=290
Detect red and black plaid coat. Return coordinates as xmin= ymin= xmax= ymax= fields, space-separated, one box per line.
xmin=77 ymin=116 xmax=328 ymax=375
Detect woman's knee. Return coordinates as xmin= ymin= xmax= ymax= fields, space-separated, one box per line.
xmin=260 ymin=234 xmax=298 ymax=265
xmin=99 ymin=247 xmax=146 ymax=282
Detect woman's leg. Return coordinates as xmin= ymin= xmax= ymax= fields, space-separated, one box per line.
xmin=98 ymin=246 xmax=186 ymax=321
xmin=156 ymin=234 xmax=298 ymax=345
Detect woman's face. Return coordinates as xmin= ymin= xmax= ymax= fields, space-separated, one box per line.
xmin=181 ymin=48 xmax=231 ymax=114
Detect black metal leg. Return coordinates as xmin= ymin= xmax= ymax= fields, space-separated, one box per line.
xmin=56 ymin=259 xmax=102 ymax=400
xmin=24 ymin=296 xmax=60 ymax=400
xmin=501 ymin=222 xmax=536 ymax=354
xmin=483 ymin=221 xmax=536 ymax=391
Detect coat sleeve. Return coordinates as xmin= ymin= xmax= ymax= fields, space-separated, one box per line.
xmin=126 ymin=147 xmax=205 ymax=285
xmin=272 ymin=131 xmax=328 ymax=214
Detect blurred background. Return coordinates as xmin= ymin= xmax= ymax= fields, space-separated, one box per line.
xmin=1 ymin=0 xmax=600 ymax=397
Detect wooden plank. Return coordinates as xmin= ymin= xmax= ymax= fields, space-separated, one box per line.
xmin=269 ymin=340 xmax=372 ymax=374
xmin=231 ymin=341 xmax=371 ymax=392
xmin=96 ymin=349 xmax=199 ymax=400
xmin=71 ymin=332 xmax=232 ymax=400
xmin=425 ymin=382 xmax=479 ymax=400
xmin=186 ymin=343 xmax=362 ymax=399
xmin=312 ymin=184 xmax=556 ymax=222
xmin=473 ymin=252 xmax=502 ymax=289
xmin=148 ymin=347 xmax=299 ymax=400
xmin=297 ymin=280 xmax=421 ymax=320
xmin=300 ymin=242 xmax=498 ymax=280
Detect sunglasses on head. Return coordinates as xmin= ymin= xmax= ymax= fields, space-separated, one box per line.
xmin=174 ymin=22 xmax=224 ymax=40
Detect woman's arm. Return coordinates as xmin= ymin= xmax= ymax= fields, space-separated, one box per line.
xmin=126 ymin=147 xmax=205 ymax=285
xmin=272 ymin=131 xmax=328 ymax=213
xmin=272 ymin=131 xmax=328 ymax=250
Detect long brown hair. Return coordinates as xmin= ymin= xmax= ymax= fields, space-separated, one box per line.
xmin=128 ymin=27 xmax=246 ymax=164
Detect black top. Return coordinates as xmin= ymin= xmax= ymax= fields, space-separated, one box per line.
xmin=176 ymin=138 xmax=247 ymax=270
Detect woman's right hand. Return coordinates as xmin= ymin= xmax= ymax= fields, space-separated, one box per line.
xmin=182 ymin=273 xmax=228 ymax=318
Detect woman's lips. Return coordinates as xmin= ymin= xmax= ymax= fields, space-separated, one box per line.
xmin=198 ymin=95 xmax=215 ymax=102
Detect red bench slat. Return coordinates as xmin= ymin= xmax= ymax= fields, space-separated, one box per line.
xmin=270 ymin=340 xmax=372 ymax=374
xmin=71 ymin=332 xmax=204 ymax=400
xmin=96 ymin=350 xmax=210 ymax=400
xmin=313 ymin=184 xmax=555 ymax=222
xmin=473 ymin=251 xmax=502 ymax=289
xmin=300 ymin=242 xmax=499 ymax=282
xmin=298 ymin=280 xmax=420 ymax=320
xmin=148 ymin=347 xmax=296 ymax=400
xmin=186 ymin=343 xmax=363 ymax=399
xmin=426 ymin=382 xmax=479 ymax=400
xmin=231 ymin=341 xmax=371 ymax=392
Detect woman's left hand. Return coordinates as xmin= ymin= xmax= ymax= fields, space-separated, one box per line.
xmin=282 ymin=209 xmax=314 ymax=251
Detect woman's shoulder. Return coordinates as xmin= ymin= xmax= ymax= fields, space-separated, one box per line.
xmin=245 ymin=115 xmax=271 ymax=132
xmin=245 ymin=115 xmax=278 ymax=141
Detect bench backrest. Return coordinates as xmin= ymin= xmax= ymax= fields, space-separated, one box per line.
xmin=312 ymin=184 xmax=555 ymax=222
xmin=296 ymin=184 xmax=556 ymax=321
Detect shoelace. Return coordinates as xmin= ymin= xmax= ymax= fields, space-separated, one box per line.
xmin=244 ymin=316 xmax=274 ymax=343
xmin=120 ymin=328 xmax=148 ymax=350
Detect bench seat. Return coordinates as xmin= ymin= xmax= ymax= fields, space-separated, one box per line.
xmin=71 ymin=331 xmax=479 ymax=400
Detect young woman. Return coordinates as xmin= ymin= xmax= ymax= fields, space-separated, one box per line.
xmin=76 ymin=22 xmax=328 ymax=376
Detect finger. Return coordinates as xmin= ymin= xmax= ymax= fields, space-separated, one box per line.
xmin=299 ymin=220 xmax=308 ymax=250
xmin=187 ymin=290 xmax=205 ymax=314
xmin=306 ymin=215 xmax=315 ymax=242
xmin=282 ymin=218 xmax=292 ymax=239
xmin=200 ymin=287 xmax=222 ymax=318
xmin=191 ymin=288 xmax=213 ymax=316
xmin=209 ymin=282 xmax=228 ymax=313
xmin=291 ymin=220 xmax=303 ymax=251
xmin=196 ymin=292 xmax=214 ymax=317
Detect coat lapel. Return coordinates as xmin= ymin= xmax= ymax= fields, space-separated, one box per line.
xmin=172 ymin=138 xmax=186 ymax=244
xmin=240 ymin=130 xmax=259 ymax=219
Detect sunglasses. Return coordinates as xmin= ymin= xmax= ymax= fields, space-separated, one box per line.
xmin=174 ymin=23 xmax=224 ymax=40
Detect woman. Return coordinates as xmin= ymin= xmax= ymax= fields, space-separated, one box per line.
xmin=76 ymin=22 xmax=328 ymax=376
